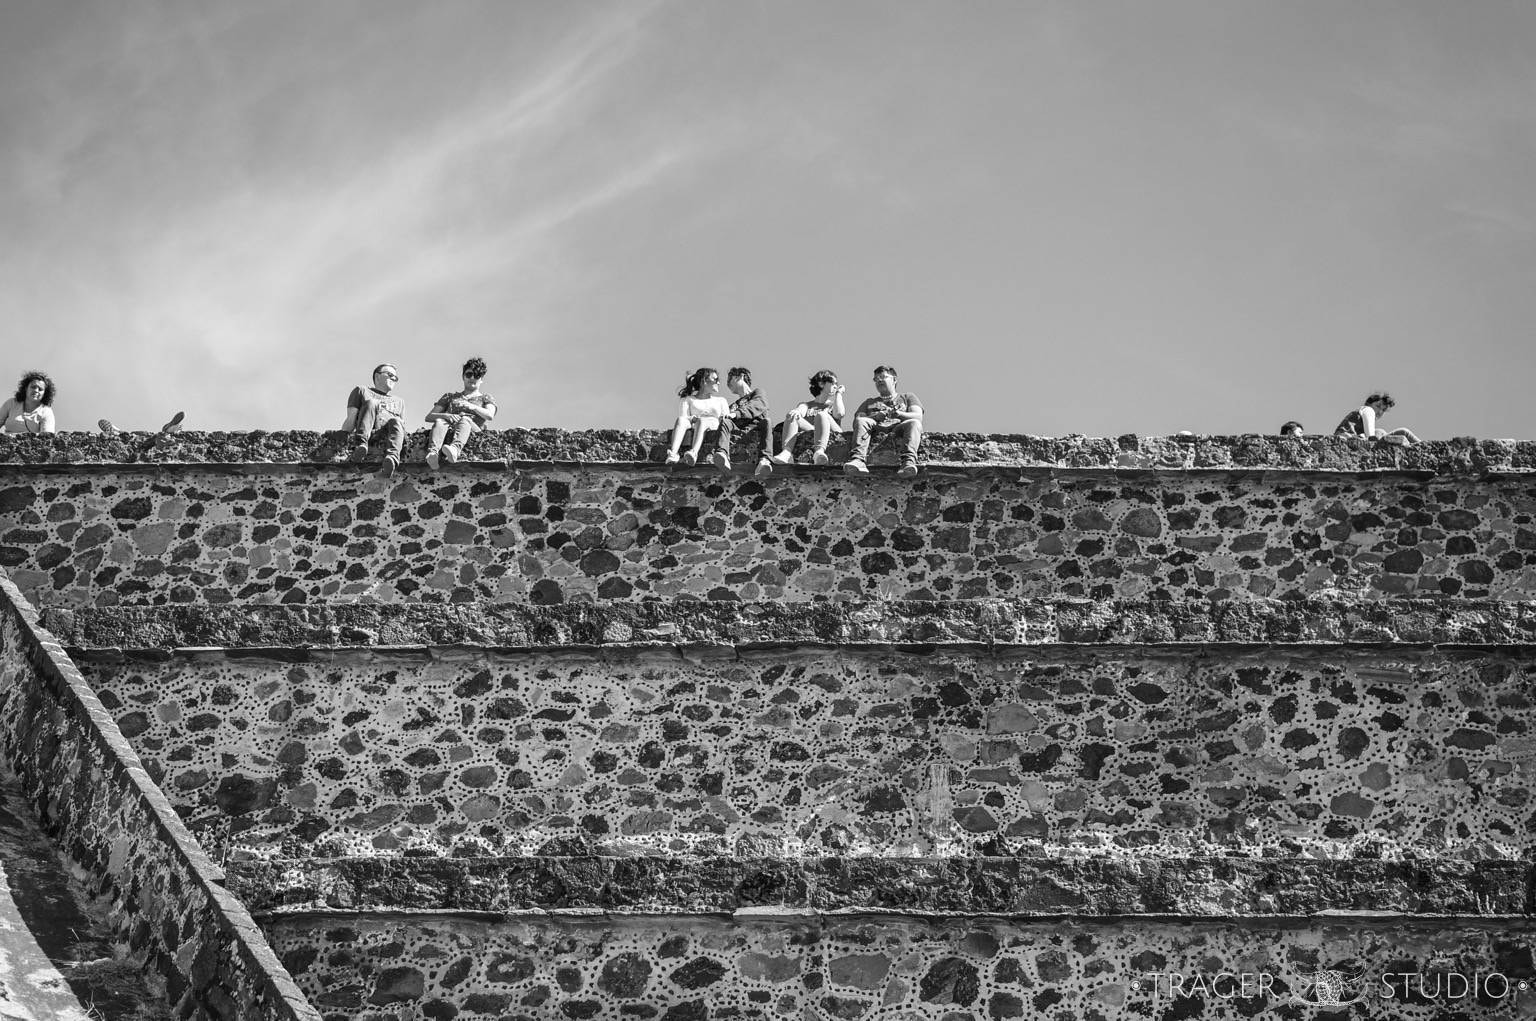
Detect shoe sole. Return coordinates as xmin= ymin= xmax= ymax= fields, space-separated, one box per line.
xmin=843 ymin=463 xmax=868 ymax=475
xmin=441 ymin=448 xmax=459 ymax=464
xmin=813 ymin=453 xmax=829 ymax=466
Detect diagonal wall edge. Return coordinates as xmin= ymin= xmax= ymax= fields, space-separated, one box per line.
xmin=0 ymin=566 xmax=320 ymax=1021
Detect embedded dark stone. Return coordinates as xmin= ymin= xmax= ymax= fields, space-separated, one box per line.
xmin=598 ymin=952 xmax=652 ymax=998
xmin=581 ymin=549 xmax=621 ymax=576
xmin=487 ymin=953 xmax=536 ymax=984
xmin=213 ymin=774 xmax=276 ymax=815
xmin=670 ymin=957 xmax=727 ymax=990
xmin=1120 ymin=508 xmax=1161 ymax=538
xmin=110 ymin=497 xmax=153 ymax=520
xmin=1384 ymin=549 xmax=1425 ymax=574
xmin=1338 ymin=727 xmax=1369 ymax=760
xmin=1017 ymin=745 xmax=1061 ymax=772
xmin=368 ymin=966 xmax=424 ymax=1005
xmin=0 ymin=487 xmax=36 ymax=513
xmin=919 ymin=957 xmax=979 ymax=1006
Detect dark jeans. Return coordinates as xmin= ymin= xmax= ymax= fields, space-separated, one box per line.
xmin=717 ymin=416 xmax=771 ymax=459
xmin=850 ymin=417 xmax=922 ymax=465
xmin=351 ymin=401 xmax=405 ymax=460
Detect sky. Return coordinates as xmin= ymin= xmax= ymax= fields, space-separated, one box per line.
xmin=4 ymin=0 xmax=1536 ymax=438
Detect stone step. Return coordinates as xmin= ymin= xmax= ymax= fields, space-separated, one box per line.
xmin=75 ymin=642 xmax=1536 ymax=860
xmin=6 ymin=443 xmax=1536 ymax=608
xmin=260 ymin=910 xmax=1536 ymax=1020
xmin=46 ymin=597 xmax=1536 ymax=650
xmin=229 ymin=855 xmax=1531 ymax=917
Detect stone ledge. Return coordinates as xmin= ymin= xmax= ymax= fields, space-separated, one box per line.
xmin=46 ymin=597 xmax=1536 ymax=650
xmin=229 ymin=856 xmax=1531 ymax=917
xmin=2 ymin=429 xmax=1534 ymax=473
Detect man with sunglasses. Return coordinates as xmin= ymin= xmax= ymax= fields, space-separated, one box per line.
xmin=343 ymin=363 xmax=407 ymax=477
xmin=425 ymin=356 xmax=497 ymax=469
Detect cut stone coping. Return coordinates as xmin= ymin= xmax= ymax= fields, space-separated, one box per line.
xmin=46 ymin=597 xmax=1536 ymax=651
xmin=2 ymin=429 xmax=1536 ymax=474
xmin=229 ymin=855 xmax=1532 ymax=918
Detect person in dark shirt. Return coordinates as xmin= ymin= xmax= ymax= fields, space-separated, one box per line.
xmin=1334 ymin=392 xmax=1419 ymax=445
xmin=425 ymin=356 xmax=497 ymax=470
xmin=714 ymin=366 xmax=772 ymax=474
xmin=844 ymin=365 xmax=923 ymax=476
xmin=343 ymin=363 xmax=406 ymax=477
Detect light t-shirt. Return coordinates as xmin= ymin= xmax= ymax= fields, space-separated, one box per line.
xmin=1 ymin=401 xmax=54 ymax=434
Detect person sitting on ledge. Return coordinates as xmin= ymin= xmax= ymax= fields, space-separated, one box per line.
xmin=844 ymin=365 xmax=923 ymax=476
xmin=1334 ymin=391 xmax=1420 ymax=445
xmin=665 ymin=367 xmax=730 ymax=466
xmin=769 ymin=369 xmax=845 ymax=467
xmin=425 ymin=356 xmax=497 ymax=470
xmin=713 ymin=366 xmax=771 ymax=474
xmin=0 ymin=371 xmax=56 ymax=435
xmin=1279 ymin=420 xmax=1304 ymax=437
xmin=342 ymin=363 xmax=406 ymax=477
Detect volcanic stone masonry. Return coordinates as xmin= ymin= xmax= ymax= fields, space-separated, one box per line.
xmin=3 ymin=430 xmax=1536 ymax=1020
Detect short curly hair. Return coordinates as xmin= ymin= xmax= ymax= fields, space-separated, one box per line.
xmin=13 ymin=371 xmax=55 ymax=407
xmin=1364 ymin=391 xmax=1395 ymax=411
xmin=462 ymin=356 xmax=488 ymax=379
xmin=807 ymin=370 xmax=838 ymax=396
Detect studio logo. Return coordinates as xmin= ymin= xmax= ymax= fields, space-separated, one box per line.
xmin=1303 ymin=970 xmax=1365 ymax=1006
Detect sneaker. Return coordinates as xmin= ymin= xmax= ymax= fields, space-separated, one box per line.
xmin=426 ymin=450 xmax=441 ymax=471
xmin=898 ymin=463 xmax=918 ymax=476
xmin=379 ymin=456 xmax=398 ymax=479
xmin=349 ymin=441 xmax=370 ymax=462
xmin=681 ymin=451 xmax=696 ymax=467
xmin=97 ymin=419 xmax=116 ymax=435
xmin=755 ymin=458 xmax=774 ymax=476
xmin=771 ymin=450 xmax=794 ymax=465
xmin=712 ymin=450 xmax=731 ymax=471
xmin=843 ymin=459 xmax=868 ymax=475
xmin=812 ymin=450 xmax=829 ymax=466
xmin=160 ymin=411 xmax=186 ymax=434
xmin=441 ymin=444 xmax=459 ymax=464
xmin=665 ymin=452 xmax=680 ymax=465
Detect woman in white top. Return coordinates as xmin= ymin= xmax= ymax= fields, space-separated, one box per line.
xmin=0 ymin=372 xmax=56 ymax=435
xmin=666 ymin=367 xmax=730 ymax=466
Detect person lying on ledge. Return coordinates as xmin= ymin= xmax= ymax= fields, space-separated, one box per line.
xmin=844 ymin=364 xmax=922 ymax=476
xmin=425 ymin=356 xmax=497 ymax=470
xmin=0 ymin=371 xmax=56 ymax=435
xmin=342 ymin=363 xmax=406 ymax=477
xmin=1334 ymin=391 xmax=1420 ymax=445
xmin=714 ymin=366 xmax=771 ymax=474
xmin=665 ymin=367 xmax=730 ymax=466
xmin=769 ymin=369 xmax=844 ymax=468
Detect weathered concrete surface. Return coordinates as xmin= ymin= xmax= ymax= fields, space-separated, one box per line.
xmin=0 ymin=569 xmax=319 ymax=1021
xmin=79 ymin=644 xmax=1536 ymax=860
xmin=2 ymin=428 xmax=1535 ymax=471
xmin=0 ymin=773 xmax=169 ymax=1020
xmin=231 ymin=855 xmax=1531 ymax=916
xmin=264 ymin=912 xmax=1536 ymax=1021
xmin=10 ymin=467 xmax=1536 ymax=607
xmin=47 ymin=597 xmax=1536 ymax=649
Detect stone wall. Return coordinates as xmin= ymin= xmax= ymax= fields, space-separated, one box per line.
xmin=0 ymin=568 xmax=318 ymax=1021
xmin=78 ymin=644 xmax=1536 ymax=861
xmin=7 ymin=464 xmax=1536 ymax=609
xmin=262 ymin=912 xmax=1536 ymax=1021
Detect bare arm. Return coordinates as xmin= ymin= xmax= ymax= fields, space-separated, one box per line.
xmin=1360 ymin=405 xmax=1378 ymax=437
